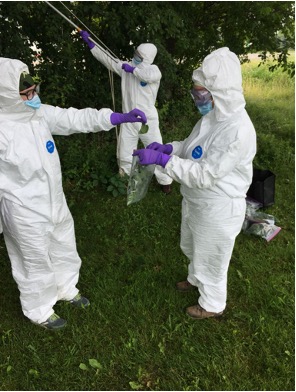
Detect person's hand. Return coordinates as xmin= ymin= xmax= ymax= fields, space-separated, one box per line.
xmin=146 ymin=142 xmax=173 ymax=155
xmin=122 ymin=63 xmax=135 ymax=73
xmin=110 ymin=109 xmax=147 ymax=125
xmin=79 ymin=30 xmax=95 ymax=50
xmin=132 ymin=149 xmax=171 ymax=168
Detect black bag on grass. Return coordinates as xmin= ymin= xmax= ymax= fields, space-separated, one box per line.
xmin=247 ymin=168 xmax=275 ymax=207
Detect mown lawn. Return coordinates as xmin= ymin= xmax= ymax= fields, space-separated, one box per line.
xmin=0 ymin=57 xmax=294 ymax=391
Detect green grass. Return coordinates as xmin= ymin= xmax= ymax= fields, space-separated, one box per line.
xmin=0 ymin=59 xmax=294 ymax=391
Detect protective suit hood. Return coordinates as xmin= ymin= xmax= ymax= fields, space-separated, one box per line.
xmin=136 ymin=43 xmax=157 ymax=65
xmin=0 ymin=57 xmax=35 ymax=118
xmin=192 ymin=47 xmax=246 ymax=122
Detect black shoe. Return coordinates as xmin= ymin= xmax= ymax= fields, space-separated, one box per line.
xmin=33 ymin=313 xmax=67 ymax=330
xmin=69 ymin=293 xmax=90 ymax=308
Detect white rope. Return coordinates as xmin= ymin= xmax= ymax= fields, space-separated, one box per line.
xmin=55 ymin=1 xmax=122 ymax=170
xmin=108 ymin=69 xmax=122 ymax=171
xmin=59 ymin=1 xmax=119 ymax=61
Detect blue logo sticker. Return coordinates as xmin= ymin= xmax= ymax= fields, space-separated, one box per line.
xmin=46 ymin=140 xmax=55 ymax=154
xmin=192 ymin=145 xmax=203 ymax=159
xmin=140 ymin=81 xmax=147 ymax=87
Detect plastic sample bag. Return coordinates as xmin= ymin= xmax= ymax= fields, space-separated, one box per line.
xmin=244 ymin=222 xmax=281 ymax=242
xmin=242 ymin=198 xmax=281 ymax=242
xmin=127 ymin=155 xmax=155 ymax=206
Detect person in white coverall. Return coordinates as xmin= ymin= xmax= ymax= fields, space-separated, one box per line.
xmin=0 ymin=57 xmax=147 ymax=330
xmin=79 ymin=30 xmax=173 ymax=194
xmin=133 ymin=47 xmax=257 ymax=319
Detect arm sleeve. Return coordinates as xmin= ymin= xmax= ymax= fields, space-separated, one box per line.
xmin=91 ymin=46 xmax=123 ymax=76
xmin=170 ymin=141 xmax=186 ymax=156
xmin=133 ymin=65 xmax=162 ymax=84
xmin=164 ymin=134 xmax=242 ymax=189
xmin=41 ymin=104 xmax=114 ymax=136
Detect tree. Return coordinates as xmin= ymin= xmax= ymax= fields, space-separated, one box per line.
xmin=0 ymin=1 xmax=294 ymax=113
xmin=0 ymin=1 xmax=293 ymax=192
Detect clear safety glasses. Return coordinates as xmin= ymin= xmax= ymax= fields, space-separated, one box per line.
xmin=20 ymin=84 xmax=40 ymax=101
xmin=190 ymin=88 xmax=212 ymax=106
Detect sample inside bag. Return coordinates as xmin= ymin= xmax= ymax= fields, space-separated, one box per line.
xmin=127 ymin=155 xmax=155 ymax=206
xmin=242 ymin=198 xmax=281 ymax=242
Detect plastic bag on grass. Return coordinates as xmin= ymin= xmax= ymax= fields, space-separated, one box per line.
xmin=244 ymin=210 xmax=275 ymax=227
xmin=242 ymin=198 xmax=281 ymax=241
xmin=244 ymin=222 xmax=281 ymax=242
xmin=127 ymin=155 xmax=155 ymax=206
xmin=246 ymin=197 xmax=263 ymax=212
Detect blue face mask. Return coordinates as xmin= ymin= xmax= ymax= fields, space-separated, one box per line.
xmin=196 ymin=101 xmax=213 ymax=116
xmin=24 ymin=95 xmax=41 ymax=110
xmin=133 ymin=57 xmax=142 ymax=66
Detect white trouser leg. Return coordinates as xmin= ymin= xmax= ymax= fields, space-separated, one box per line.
xmin=180 ymin=199 xmax=194 ymax=265
xmin=118 ymin=124 xmax=139 ymax=176
xmin=48 ymin=209 xmax=80 ymax=302
xmin=1 ymin=199 xmax=80 ymax=324
xmin=180 ymin=197 xmax=246 ymax=313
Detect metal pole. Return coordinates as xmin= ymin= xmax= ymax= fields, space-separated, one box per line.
xmin=44 ymin=1 xmax=118 ymax=63
xmin=45 ymin=1 xmax=81 ymax=31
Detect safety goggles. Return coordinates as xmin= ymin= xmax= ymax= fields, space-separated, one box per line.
xmin=20 ymin=84 xmax=40 ymax=101
xmin=133 ymin=50 xmax=143 ymax=63
xmin=190 ymin=88 xmax=212 ymax=106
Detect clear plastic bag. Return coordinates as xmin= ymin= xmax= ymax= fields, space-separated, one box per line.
xmin=127 ymin=155 xmax=155 ymax=206
xmin=242 ymin=198 xmax=281 ymax=241
xmin=246 ymin=197 xmax=263 ymax=213
xmin=245 ymin=222 xmax=281 ymax=242
xmin=244 ymin=211 xmax=275 ymax=227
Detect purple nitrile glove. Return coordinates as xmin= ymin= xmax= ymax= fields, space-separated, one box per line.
xmin=110 ymin=108 xmax=147 ymax=126
xmin=146 ymin=142 xmax=173 ymax=155
xmin=79 ymin=30 xmax=95 ymax=50
xmin=132 ymin=149 xmax=171 ymax=168
xmin=122 ymin=63 xmax=135 ymax=73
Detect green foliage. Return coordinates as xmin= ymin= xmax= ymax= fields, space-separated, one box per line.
xmin=105 ymin=173 xmax=128 ymax=198
xmin=79 ymin=358 xmax=103 ymax=372
xmin=54 ymin=131 xmax=129 ymax=200
xmin=0 ymin=1 xmax=294 ymax=113
xmin=139 ymin=124 xmax=149 ymax=134
xmin=0 ymin=2 xmax=294 ymax=181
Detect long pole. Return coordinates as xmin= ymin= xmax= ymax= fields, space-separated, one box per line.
xmin=45 ymin=1 xmax=81 ymax=31
xmin=44 ymin=1 xmax=118 ymax=63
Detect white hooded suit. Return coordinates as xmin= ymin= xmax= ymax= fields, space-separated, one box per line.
xmin=91 ymin=43 xmax=172 ymax=185
xmin=163 ymin=48 xmax=256 ymax=313
xmin=0 ymin=58 xmax=115 ymax=323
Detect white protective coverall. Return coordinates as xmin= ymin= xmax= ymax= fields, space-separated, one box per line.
xmin=0 ymin=58 xmax=115 ymax=324
xmin=163 ymin=47 xmax=256 ymax=313
xmin=91 ymin=43 xmax=172 ymax=185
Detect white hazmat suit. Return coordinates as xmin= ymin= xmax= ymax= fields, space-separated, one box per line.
xmin=163 ymin=48 xmax=257 ymax=313
xmin=0 ymin=58 xmax=115 ymax=324
xmin=91 ymin=43 xmax=172 ymax=186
